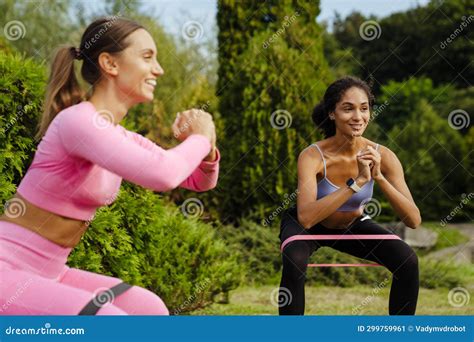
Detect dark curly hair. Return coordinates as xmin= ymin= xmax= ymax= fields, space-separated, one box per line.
xmin=312 ymin=76 xmax=375 ymax=137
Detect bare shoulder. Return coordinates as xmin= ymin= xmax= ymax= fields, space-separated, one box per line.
xmin=364 ymin=139 xmax=393 ymax=157
xmin=298 ymin=142 xmax=324 ymax=171
xmin=377 ymin=144 xmax=404 ymax=173
xmin=360 ymin=139 xmax=399 ymax=167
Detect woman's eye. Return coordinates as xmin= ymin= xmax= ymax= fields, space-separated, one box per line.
xmin=144 ymin=55 xmax=152 ymax=59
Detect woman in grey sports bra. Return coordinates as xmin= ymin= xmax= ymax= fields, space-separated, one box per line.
xmin=278 ymin=76 xmax=422 ymax=315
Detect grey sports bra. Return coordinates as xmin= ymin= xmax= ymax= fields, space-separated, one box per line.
xmin=312 ymin=143 xmax=379 ymax=211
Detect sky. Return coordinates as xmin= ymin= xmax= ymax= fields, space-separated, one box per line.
xmin=139 ymin=0 xmax=432 ymax=41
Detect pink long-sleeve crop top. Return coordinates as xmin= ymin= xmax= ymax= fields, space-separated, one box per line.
xmin=17 ymin=101 xmax=220 ymax=221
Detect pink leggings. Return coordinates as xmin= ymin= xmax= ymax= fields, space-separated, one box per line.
xmin=0 ymin=221 xmax=169 ymax=315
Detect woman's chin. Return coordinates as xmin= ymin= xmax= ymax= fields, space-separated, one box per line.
xmin=135 ymin=94 xmax=154 ymax=104
xmin=348 ymin=130 xmax=364 ymax=137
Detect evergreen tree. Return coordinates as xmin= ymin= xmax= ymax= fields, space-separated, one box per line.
xmin=216 ymin=0 xmax=331 ymax=221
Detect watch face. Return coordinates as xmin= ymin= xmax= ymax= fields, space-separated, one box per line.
xmin=346 ymin=178 xmax=355 ymax=186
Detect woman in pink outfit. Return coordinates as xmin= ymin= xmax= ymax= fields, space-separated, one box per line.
xmin=0 ymin=17 xmax=220 ymax=315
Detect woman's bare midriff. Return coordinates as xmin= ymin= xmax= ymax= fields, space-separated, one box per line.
xmin=0 ymin=193 xmax=88 ymax=248
xmin=319 ymin=207 xmax=364 ymax=229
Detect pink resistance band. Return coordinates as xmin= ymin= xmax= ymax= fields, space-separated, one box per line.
xmin=280 ymin=234 xmax=401 ymax=267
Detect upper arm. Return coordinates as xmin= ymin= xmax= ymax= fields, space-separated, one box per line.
xmin=296 ymin=146 xmax=322 ymax=216
xmin=57 ymin=109 xmax=210 ymax=191
xmin=380 ymin=145 xmax=415 ymax=203
xmin=128 ymin=130 xmax=162 ymax=152
xmin=129 ymin=127 xmax=220 ymax=192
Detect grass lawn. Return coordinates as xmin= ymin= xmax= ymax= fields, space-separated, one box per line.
xmin=191 ymin=285 xmax=473 ymax=316
xmin=417 ymin=222 xmax=470 ymax=256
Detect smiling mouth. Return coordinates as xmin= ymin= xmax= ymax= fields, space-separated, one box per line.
xmin=350 ymin=124 xmax=363 ymax=130
xmin=145 ymin=79 xmax=156 ymax=88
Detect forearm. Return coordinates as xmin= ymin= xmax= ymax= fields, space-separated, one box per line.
xmin=180 ymin=147 xmax=220 ymax=191
xmin=298 ymin=186 xmax=356 ymax=228
xmin=376 ymin=175 xmax=421 ymax=228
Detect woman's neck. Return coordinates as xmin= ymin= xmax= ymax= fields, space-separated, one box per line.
xmin=87 ymin=85 xmax=133 ymax=124
xmin=329 ymin=132 xmax=366 ymax=156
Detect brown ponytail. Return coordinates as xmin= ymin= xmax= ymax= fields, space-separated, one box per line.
xmin=36 ymin=46 xmax=83 ymax=140
xmin=36 ymin=16 xmax=144 ymax=141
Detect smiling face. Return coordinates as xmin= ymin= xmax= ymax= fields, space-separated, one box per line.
xmin=106 ymin=28 xmax=164 ymax=105
xmin=331 ymin=87 xmax=371 ymax=137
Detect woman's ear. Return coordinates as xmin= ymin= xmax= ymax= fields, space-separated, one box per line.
xmin=97 ymin=52 xmax=119 ymax=77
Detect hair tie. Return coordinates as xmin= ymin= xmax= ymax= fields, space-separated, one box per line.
xmin=70 ymin=47 xmax=83 ymax=60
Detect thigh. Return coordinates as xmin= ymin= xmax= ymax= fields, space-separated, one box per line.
xmin=0 ymin=263 xmax=126 ymax=315
xmin=279 ymin=206 xmax=324 ymax=243
xmin=328 ymin=219 xmax=417 ymax=271
xmin=60 ymin=266 xmax=169 ymax=315
xmin=280 ymin=207 xmax=321 ymax=255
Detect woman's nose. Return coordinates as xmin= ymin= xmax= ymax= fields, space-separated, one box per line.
xmin=153 ymin=61 xmax=164 ymax=76
xmin=353 ymin=109 xmax=363 ymax=120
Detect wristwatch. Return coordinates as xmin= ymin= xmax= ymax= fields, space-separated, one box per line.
xmin=346 ymin=178 xmax=361 ymax=193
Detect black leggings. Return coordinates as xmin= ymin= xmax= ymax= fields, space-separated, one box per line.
xmin=279 ymin=206 xmax=419 ymax=315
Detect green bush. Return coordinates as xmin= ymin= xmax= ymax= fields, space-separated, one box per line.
xmin=69 ymin=183 xmax=243 ymax=314
xmin=0 ymin=50 xmax=46 ymax=204
xmin=387 ymin=100 xmax=469 ymax=221
xmin=377 ymin=77 xmax=454 ymax=132
xmin=218 ymin=219 xmax=281 ymax=284
xmin=419 ymin=258 xmax=471 ymax=289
